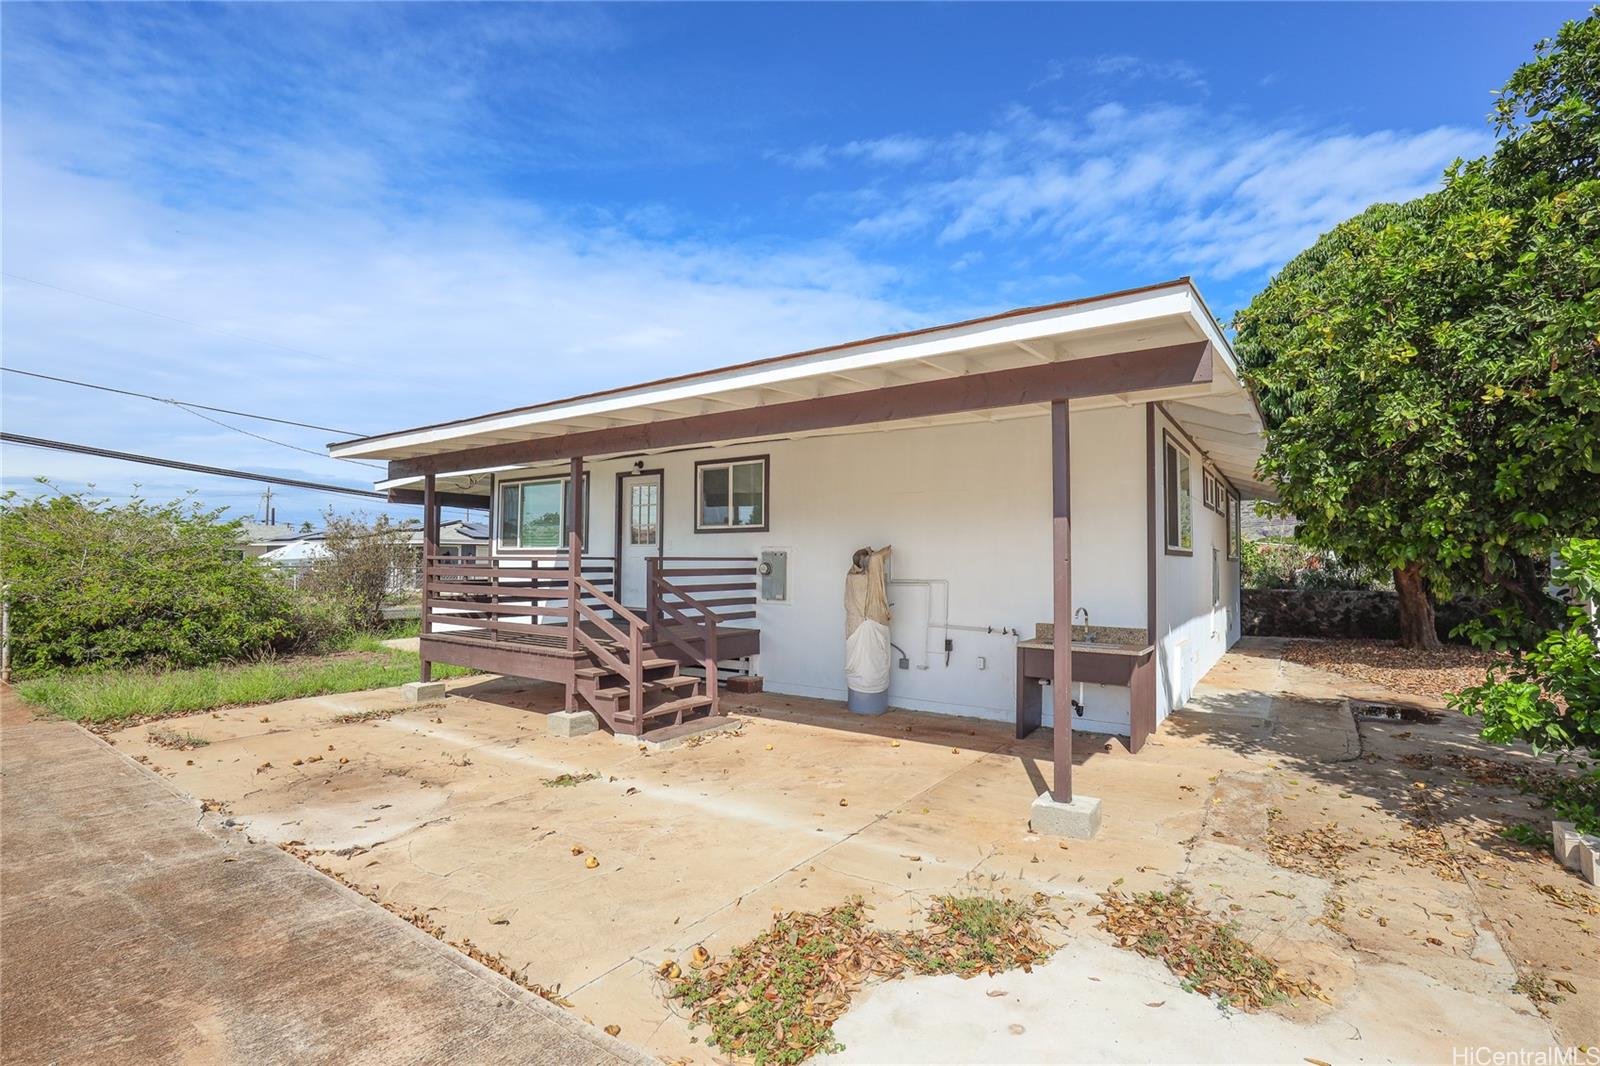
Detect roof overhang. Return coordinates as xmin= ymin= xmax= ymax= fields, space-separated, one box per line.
xmin=337 ymin=278 xmax=1273 ymax=499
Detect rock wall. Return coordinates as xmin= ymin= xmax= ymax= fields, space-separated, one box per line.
xmin=1241 ymin=588 xmax=1482 ymax=643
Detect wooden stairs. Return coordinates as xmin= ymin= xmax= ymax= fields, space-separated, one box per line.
xmin=573 ymin=650 xmax=715 ymax=734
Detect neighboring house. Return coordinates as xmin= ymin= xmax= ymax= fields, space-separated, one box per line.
xmin=413 ymin=520 xmax=489 ymax=560
xmin=259 ymin=521 xmax=488 ymax=587
xmin=258 ymin=531 xmax=328 ymax=588
xmin=235 ymin=522 xmax=300 ymax=559
xmin=329 ymin=278 xmax=1268 ymax=820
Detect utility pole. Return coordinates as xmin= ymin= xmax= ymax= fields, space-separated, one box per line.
xmin=259 ymin=486 xmax=275 ymax=525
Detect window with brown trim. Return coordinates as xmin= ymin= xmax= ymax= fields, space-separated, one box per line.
xmin=1163 ymin=433 xmax=1193 ymax=554
xmin=495 ymin=473 xmax=589 ymax=550
xmin=1227 ymin=492 xmax=1241 ymax=559
xmin=694 ymin=456 xmax=769 ymax=533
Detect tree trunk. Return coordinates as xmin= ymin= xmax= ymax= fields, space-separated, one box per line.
xmin=1393 ymin=564 xmax=1441 ymax=651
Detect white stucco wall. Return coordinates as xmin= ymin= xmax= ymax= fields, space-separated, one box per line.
xmin=1153 ymin=408 xmax=1242 ymax=721
xmin=487 ymin=401 xmax=1231 ymax=733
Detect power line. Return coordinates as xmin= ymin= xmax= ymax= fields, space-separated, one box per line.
xmin=2 ymin=367 xmax=365 ymax=436
xmin=1 ymin=271 xmax=352 ymax=366
xmin=0 ymin=432 xmax=387 ymax=500
xmin=166 ymin=403 xmax=385 ymax=470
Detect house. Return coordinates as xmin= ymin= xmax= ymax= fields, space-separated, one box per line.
xmin=328 ymin=278 xmax=1268 ymax=836
xmin=235 ymin=521 xmax=301 ymax=559
xmin=258 ymin=521 xmax=489 ymax=586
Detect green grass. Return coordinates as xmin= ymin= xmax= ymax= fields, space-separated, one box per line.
xmin=16 ymin=648 xmax=472 ymax=724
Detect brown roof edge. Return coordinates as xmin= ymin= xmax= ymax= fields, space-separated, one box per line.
xmin=329 ymin=276 xmax=1197 ymax=451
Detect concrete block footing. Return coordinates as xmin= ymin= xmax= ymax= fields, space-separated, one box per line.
xmin=1553 ymin=820 xmax=1600 ymax=886
xmin=401 ymin=681 xmax=446 ymax=703
xmin=548 ymin=710 xmax=600 ymax=738
xmin=1030 ymin=791 xmax=1103 ymax=839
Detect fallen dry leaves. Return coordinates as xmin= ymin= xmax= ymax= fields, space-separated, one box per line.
xmin=668 ymin=892 xmax=1059 ymax=1064
xmin=1385 ymin=823 xmax=1465 ymax=883
xmin=1265 ymin=815 xmax=1358 ymax=877
xmin=1281 ymin=639 xmax=1502 ymax=703
xmin=1093 ymin=885 xmax=1325 ymax=1012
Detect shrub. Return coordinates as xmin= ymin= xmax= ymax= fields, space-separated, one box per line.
xmin=298 ymin=512 xmax=417 ymax=632
xmin=282 ymin=591 xmax=357 ymax=654
xmin=1450 ymin=539 xmax=1600 ymax=833
xmin=1241 ymin=537 xmax=1389 ymax=592
xmin=0 ymin=486 xmax=299 ymax=674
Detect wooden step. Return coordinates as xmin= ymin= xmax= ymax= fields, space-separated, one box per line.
xmin=588 ymin=676 xmax=699 ymax=702
xmin=575 ymin=657 xmax=680 ymax=682
xmin=613 ymin=694 xmax=713 ymax=725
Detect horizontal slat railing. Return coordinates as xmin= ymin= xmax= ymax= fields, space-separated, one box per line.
xmin=645 ymin=556 xmax=758 ymax=716
xmin=423 ymin=552 xmax=620 ymax=646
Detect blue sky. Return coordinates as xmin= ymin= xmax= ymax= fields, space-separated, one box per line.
xmin=0 ymin=2 xmax=1584 ymax=525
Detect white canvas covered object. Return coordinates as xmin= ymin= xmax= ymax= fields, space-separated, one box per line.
xmin=844 ymin=546 xmax=892 ymax=694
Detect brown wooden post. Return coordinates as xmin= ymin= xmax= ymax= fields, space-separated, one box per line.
xmin=1050 ymin=400 xmax=1073 ymax=802
xmin=646 ymin=556 xmax=660 ymax=633
xmin=706 ymin=622 xmax=720 ymax=716
xmin=421 ymin=472 xmax=438 ymax=683
xmin=630 ymin=620 xmax=646 ymax=736
xmin=565 ymin=456 xmax=584 ymax=655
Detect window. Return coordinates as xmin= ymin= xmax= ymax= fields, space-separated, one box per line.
xmin=1163 ymin=434 xmax=1193 ymax=554
xmin=695 ymin=456 xmax=768 ymax=532
xmin=1227 ymin=492 xmax=1241 ymax=559
xmin=629 ymin=481 xmax=659 ymax=545
xmin=496 ymin=475 xmax=587 ymax=550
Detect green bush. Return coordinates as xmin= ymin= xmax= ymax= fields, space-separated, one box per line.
xmin=1241 ymin=537 xmax=1389 ymax=592
xmin=298 ymin=512 xmax=416 ymax=632
xmin=1450 ymin=539 xmax=1600 ymax=833
xmin=0 ymin=486 xmax=299 ymax=674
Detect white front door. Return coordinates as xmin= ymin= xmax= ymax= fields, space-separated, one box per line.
xmin=618 ymin=473 xmax=662 ymax=608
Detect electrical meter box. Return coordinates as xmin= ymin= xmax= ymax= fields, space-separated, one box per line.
xmin=758 ymin=549 xmax=789 ymax=603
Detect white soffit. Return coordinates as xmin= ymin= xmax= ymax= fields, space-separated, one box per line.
xmin=331 ymin=280 xmax=1256 ymax=463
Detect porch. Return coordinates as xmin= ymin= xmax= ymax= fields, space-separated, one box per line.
xmin=418 ymin=536 xmax=760 ymax=737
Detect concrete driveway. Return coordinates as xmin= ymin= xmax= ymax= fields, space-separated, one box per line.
xmin=0 ymin=691 xmax=651 ymax=1066
xmin=91 ymin=640 xmax=1593 ymax=1062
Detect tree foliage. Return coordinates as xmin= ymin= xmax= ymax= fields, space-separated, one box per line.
xmin=1450 ymin=538 xmax=1600 ymax=832
xmin=1234 ymin=11 xmax=1600 ymax=646
xmin=0 ymin=486 xmax=298 ymax=674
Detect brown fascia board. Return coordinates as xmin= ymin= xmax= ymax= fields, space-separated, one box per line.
xmin=387 ymin=488 xmax=493 ymax=508
xmin=333 ymin=277 xmax=1196 ymax=452
xmin=387 ymin=340 xmax=1212 ymax=480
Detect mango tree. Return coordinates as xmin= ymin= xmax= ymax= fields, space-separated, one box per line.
xmin=1234 ymin=11 xmax=1600 ymax=649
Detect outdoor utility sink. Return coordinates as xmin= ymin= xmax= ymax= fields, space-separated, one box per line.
xmin=1017 ymin=622 xmax=1153 ymax=652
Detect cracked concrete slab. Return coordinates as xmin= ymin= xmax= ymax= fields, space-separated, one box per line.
xmin=76 ymin=639 xmax=1597 ymax=1061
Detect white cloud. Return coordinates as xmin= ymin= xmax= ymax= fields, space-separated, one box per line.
xmin=771 ymin=134 xmax=936 ymax=171
xmin=1032 ymin=54 xmax=1210 ymax=93
xmin=818 ymin=104 xmax=1490 ymax=280
xmin=0 ymin=131 xmax=925 ymax=522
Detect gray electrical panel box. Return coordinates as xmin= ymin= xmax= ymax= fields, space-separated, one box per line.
xmin=759 ymin=549 xmax=789 ymax=603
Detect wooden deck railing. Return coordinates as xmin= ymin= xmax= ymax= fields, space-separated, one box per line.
xmin=422 ymin=550 xmax=618 ymax=646
xmin=645 ymin=555 xmax=758 ymax=714
xmin=567 ymin=533 xmax=650 ymax=727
